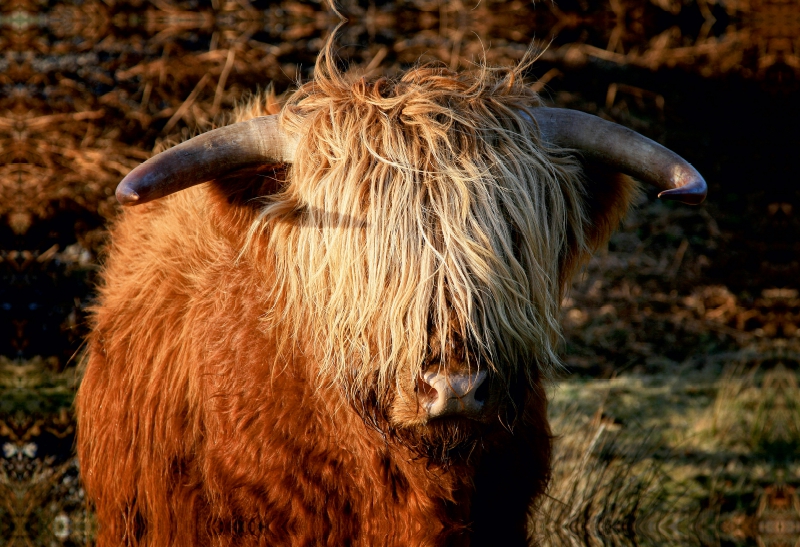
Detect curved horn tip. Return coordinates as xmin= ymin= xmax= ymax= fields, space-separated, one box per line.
xmin=116 ymin=184 xmax=141 ymax=206
xmin=116 ymin=161 xmax=160 ymax=206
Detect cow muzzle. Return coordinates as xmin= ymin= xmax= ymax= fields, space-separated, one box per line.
xmin=417 ymin=369 xmax=489 ymax=420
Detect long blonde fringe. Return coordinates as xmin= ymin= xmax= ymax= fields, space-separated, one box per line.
xmin=246 ymin=46 xmax=589 ymax=403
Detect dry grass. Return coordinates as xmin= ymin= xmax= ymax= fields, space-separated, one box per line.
xmin=535 ymin=338 xmax=800 ymax=547
xmin=534 ymin=415 xmax=672 ymax=546
xmin=534 ymin=376 xmax=704 ymax=546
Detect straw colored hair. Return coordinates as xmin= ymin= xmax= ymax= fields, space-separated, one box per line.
xmin=246 ymin=50 xmax=590 ymax=405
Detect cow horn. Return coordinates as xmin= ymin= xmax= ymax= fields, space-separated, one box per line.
xmin=531 ymin=107 xmax=707 ymax=205
xmin=116 ymin=115 xmax=296 ymax=206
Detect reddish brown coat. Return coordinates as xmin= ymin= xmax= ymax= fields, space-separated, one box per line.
xmin=77 ymin=65 xmax=639 ymax=546
xmin=79 ymin=181 xmax=566 ymax=546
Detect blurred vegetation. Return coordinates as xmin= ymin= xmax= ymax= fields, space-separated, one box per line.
xmin=1 ymin=0 xmax=798 ymax=544
xmin=536 ymin=339 xmax=800 ymax=546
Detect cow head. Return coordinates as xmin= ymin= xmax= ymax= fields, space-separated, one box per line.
xmin=116 ymin=54 xmax=705 ymax=455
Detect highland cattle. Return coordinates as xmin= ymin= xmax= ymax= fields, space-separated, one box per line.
xmin=77 ymin=51 xmax=705 ymax=547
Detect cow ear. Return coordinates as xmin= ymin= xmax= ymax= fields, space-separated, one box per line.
xmin=581 ymin=162 xmax=641 ymax=252
xmin=206 ymin=163 xmax=289 ymax=209
xmin=204 ymin=163 xmax=290 ymax=235
xmin=561 ymin=162 xmax=640 ymax=284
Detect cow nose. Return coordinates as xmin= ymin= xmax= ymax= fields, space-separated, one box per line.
xmin=418 ymin=369 xmax=488 ymax=419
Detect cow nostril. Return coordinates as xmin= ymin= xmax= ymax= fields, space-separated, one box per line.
xmin=473 ymin=376 xmax=490 ymax=404
xmin=416 ymin=374 xmax=437 ymax=402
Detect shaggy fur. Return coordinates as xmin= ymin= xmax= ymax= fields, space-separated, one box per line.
xmin=77 ymin=51 xmax=638 ymax=547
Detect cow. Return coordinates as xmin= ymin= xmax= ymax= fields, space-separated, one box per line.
xmin=76 ymin=50 xmax=705 ymax=547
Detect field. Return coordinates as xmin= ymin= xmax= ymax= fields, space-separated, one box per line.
xmin=1 ymin=0 xmax=798 ymax=544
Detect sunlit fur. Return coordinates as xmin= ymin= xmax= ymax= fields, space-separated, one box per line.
xmin=254 ymin=55 xmax=589 ymax=410
xmin=77 ymin=49 xmax=639 ymax=547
